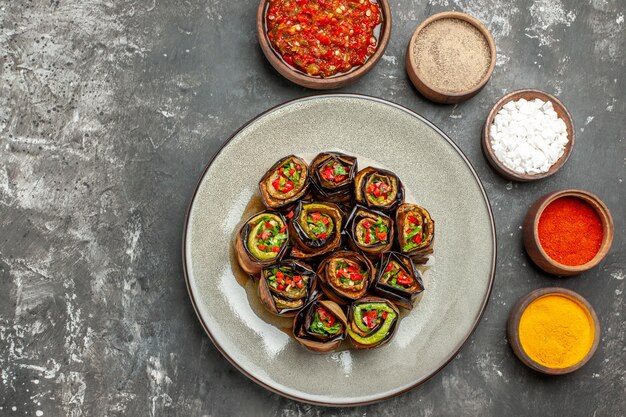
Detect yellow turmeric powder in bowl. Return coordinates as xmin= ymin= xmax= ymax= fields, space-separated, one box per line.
xmin=518 ymin=294 xmax=595 ymax=369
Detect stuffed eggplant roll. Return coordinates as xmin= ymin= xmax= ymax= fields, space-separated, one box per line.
xmin=396 ymin=203 xmax=435 ymax=257
xmin=309 ymin=152 xmax=358 ymax=203
xmin=347 ymin=297 xmax=399 ymax=349
xmin=236 ymin=211 xmax=289 ymax=276
xmin=345 ymin=205 xmax=394 ymax=256
xmin=293 ymin=299 xmax=347 ymax=353
xmin=374 ymin=252 xmax=424 ymax=310
xmin=258 ymin=260 xmax=317 ymax=317
xmin=354 ymin=167 xmax=404 ymax=212
xmin=289 ymin=201 xmax=344 ymax=259
xmin=259 ymin=155 xmax=310 ymax=210
xmin=316 ymin=251 xmax=375 ymax=304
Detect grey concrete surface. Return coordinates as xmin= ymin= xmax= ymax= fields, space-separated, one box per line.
xmin=0 ymin=0 xmax=624 ymax=416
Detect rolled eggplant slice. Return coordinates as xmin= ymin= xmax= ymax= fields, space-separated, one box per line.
xmin=236 ymin=211 xmax=290 ymax=276
xmin=293 ymin=299 xmax=347 ymax=353
xmin=289 ymin=201 xmax=344 ymax=259
xmin=316 ymin=250 xmax=375 ymax=304
xmin=374 ymin=252 xmax=424 ymax=310
xmin=309 ymin=152 xmax=358 ymax=203
xmin=354 ymin=167 xmax=404 ymax=212
xmin=347 ymin=296 xmax=399 ymax=349
xmin=258 ymin=260 xmax=317 ymax=317
xmin=259 ymin=155 xmax=310 ymax=210
xmin=396 ymin=203 xmax=435 ymax=257
xmin=345 ymin=205 xmax=394 ymax=256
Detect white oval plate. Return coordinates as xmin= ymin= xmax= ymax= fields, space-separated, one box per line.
xmin=183 ymin=95 xmax=496 ymax=406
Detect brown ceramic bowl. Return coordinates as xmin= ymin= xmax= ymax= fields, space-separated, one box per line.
xmin=523 ymin=189 xmax=614 ymax=276
xmin=406 ymin=11 xmax=496 ymax=104
xmin=482 ymin=89 xmax=575 ymax=182
xmin=507 ymin=287 xmax=600 ymax=375
xmin=257 ymin=0 xmax=392 ymax=90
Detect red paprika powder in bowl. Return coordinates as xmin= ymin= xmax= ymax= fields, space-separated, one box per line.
xmin=523 ymin=190 xmax=614 ymax=276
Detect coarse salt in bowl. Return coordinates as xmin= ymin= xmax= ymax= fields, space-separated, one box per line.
xmin=482 ymin=89 xmax=575 ymax=182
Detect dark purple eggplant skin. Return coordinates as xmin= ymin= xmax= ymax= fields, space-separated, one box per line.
xmin=316 ymin=250 xmax=375 ymax=304
xmin=259 ymin=155 xmax=310 ymax=210
xmin=354 ymin=167 xmax=405 ymax=213
xmin=288 ymin=201 xmax=344 ymax=259
xmin=347 ymin=296 xmax=400 ymax=349
xmin=258 ymin=260 xmax=318 ymax=317
xmin=309 ymin=152 xmax=358 ymax=203
xmin=293 ymin=298 xmax=348 ymax=353
xmin=373 ymin=252 xmax=424 ymax=310
xmin=395 ymin=203 xmax=435 ymax=259
xmin=344 ymin=204 xmax=394 ymax=256
xmin=236 ymin=211 xmax=290 ymax=276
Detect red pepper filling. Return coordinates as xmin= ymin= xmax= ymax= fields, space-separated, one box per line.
xmin=266 ymin=0 xmax=382 ymax=77
xmin=402 ymin=214 xmax=423 ymax=252
xmin=335 ymin=260 xmax=365 ymax=286
xmin=362 ymin=308 xmax=387 ymax=329
xmin=358 ymin=216 xmax=388 ymax=245
xmin=255 ymin=217 xmax=288 ymax=253
xmin=271 ymin=160 xmax=302 ymax=193
xmin=366 ymin=177 xmax=391 ymax=201
xmin=306 ymin=211 xmax=332 ymax=239
xmin=317 ymin=306 xmax=336 ymax=327
xmin=381 ymin=260 xmax=415 ymax=288
xmin=320 ymin=160 xmax=348 ymax=183
xmin=268 ymin=267 xmax=307 ymax=291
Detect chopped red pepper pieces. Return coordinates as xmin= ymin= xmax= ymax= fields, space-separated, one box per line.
xmin=382 ymin=311 xmax=388 ymax=320
xmin=376 ymin=231 xmax=387 ymax=241
xmin=277 ymin=284 xmax=286 ymax=291
xmin=362 ymin=310 xmax=379 ymax=329
xmin=276 ymin=271 xmax=284 ymax=280
xmin=257 ymin=244 xmax=267 ymax=251
xmin=266 ymin=0 xmax=382 ymax=77
xmin=310 ymin=211 xmax=321 ymax=221
xmin=282 ymin=180 xmax=294 ymax=193
xmin=296 ymin=281 xmax=303 ymax=289
xmin=279 ymin=225 xmax=288 ymax=233
xmin=412 ymin=234 xmax=422 ymax=244
xmin=349 ymin=273 xmax=363 ymax=281
xmin=363 ymin=220 xmax=372 ymax=229
xmin=397 ymin=271 xmax=414 ymax=285
xmin=318 ymin=233 xmax=327 ymax=239
xmin=270 ymin=246 xmax=281 ymax=253
xmin=322 ymin=167 xmax=335 ymax=181
xmin=385 ymin=262 xmax=394 ymax=273
xmin=293 ymin=275 xmax=301 ymax=282
xmin=286 ymin=211 xmax=294 ymax=219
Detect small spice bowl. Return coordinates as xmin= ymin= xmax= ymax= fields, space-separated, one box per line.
xmin=523 ymin=189 xmax=614 ymax=276
xmin=482 ymin=89 xmax=575 ymax=182
xmin=507 ymin=287 xmax=600 ymax=375
xmin=256 ymin=0 xmax=392 ymax=90
xmin=406 ymin=11 xmax=496 ymax=104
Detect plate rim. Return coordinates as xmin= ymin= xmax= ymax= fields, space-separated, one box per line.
xmin=182 ymin=93 xmax=497 ymax=406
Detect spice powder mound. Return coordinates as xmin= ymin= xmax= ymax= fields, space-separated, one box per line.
xmin=518 ymin=294 xmax=594 ymax=369
xmin=538 ymin=197 xmax=603 ymax=266
xmin=412 ymin=18 xmax=491 ymax=93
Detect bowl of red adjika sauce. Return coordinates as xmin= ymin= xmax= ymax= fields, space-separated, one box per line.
xmin=523 ymin=190 xmax=614 ymax=276
xmin=257 ymin=0 xmax=391 ymax=89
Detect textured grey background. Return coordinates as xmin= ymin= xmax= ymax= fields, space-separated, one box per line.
xmin=0 ymin=0 xmax=624 ymax=416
